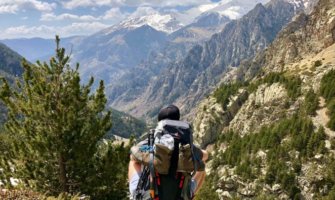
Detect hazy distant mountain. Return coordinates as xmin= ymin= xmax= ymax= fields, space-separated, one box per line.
xmin=71 ymin=24 xmax=168 ymax=84
xmin=1 ymin=36 xmax=84 ymax=62
xmin=168 ymin=12 xmax=231 ymax=55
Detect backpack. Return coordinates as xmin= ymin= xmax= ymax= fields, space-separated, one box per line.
xmin=132 ymin=120 xmax=203 ymax=200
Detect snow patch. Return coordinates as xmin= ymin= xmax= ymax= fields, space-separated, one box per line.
xmin=284 ymin=0 xmax=314 ymax=10
xmin=204 ymin=0 xmax=271 ymax=20
xmin=198 ymin=3 xmax=219 ymax=13
xmin=218 ymin=6 xmax=243 ymax=20
xmin=103 ymin=13 xmax=183 ymax=35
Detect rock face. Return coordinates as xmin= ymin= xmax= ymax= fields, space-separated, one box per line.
xmin=193 ymin=89 xmax=248 ymax=148
xmin=241 ymin=0 xmax=335 ymax=78
xmin=228 ymin=83 xmax=291 ymax=136
xmin=193 ymin=0 xmax=335 ymax=199
xmin=110 ymin=0 xmax=300 ymax=119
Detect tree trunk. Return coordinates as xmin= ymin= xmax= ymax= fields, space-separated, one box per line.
xmin=59 ymin=153 xmax=68 ymax=193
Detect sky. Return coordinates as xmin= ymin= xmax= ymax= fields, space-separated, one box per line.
xmin=0 ymin=0 xmax=223 ymax=39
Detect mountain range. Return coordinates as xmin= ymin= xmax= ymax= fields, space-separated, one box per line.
xmin=0 ymin=0 xmax=275 ymax=87
xmin=0 ymin=0 xmax=319 ymax=123
xmin=108 ymin=0 xmax=314 ymax=119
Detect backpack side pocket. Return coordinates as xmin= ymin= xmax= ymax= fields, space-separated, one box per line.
xmin=177 ymin=144 xmax=194 ymax=173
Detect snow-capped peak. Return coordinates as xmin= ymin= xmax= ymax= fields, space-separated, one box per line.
xmin=199 ymin=0 xmax=271 ymax=20
xmin=284 ymin=0 xmax=317 ymax=11
xmin=118 ymin=13 xmax=183 ymax=33
xmin=100 ymin=11 xmax=183 ymax=35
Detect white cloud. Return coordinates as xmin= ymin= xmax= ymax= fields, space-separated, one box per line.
xmin=129 ymin=6 xmax=158 ymax=18
xmin=62 ymin=0 xmax=211 ymax=9
xmin=67 ymin=22 xmax=110 ymax=34
xmin=62 ymin=0 xmax=119 ymax=9
xmin=0 ymin=5 xmax=18 ymax=14
xmin=103 ymin=8 xmax=128 ymax=21
xmin=198 ymin=3 xmax=219 ymax=12
xmin=41 ymin=13 xmax=100 ymax=21
xmin=40 ymin=8 xmax=128 ymax=23
xmin=0 ymin=22 xmax=110 ymax=39
xmin=0 ymin=0 xmax=56 ymax=14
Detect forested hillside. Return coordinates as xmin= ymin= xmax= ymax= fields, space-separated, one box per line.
xmin=0 ymin=43 xmax=23 ymax=125
xmin=0 ymin=43 xmax=23 ymax=80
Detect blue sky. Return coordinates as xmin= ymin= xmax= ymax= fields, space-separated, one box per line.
xmin=0 ymin=0 xmax=222 ymax=39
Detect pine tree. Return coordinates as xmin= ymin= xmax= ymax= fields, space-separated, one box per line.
xmin=0 ymin=36 xmax=128 ymax=197
xmin=304 ymin=89 xmax=319 ymax=116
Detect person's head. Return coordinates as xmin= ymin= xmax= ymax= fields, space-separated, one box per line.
xmin=158 ymin=105 xmax=180 ymax=121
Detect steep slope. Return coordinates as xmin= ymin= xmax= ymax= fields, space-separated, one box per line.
xmin=108 ymin=109 xmax=147 ymax=139
xmin=166 ymin=12 xmax=231 ymax=60
xmin=110 ymin=0 xmax=300 ymax=119
xmin=193 ymin=0 xmax=335 ymax=198
xmin=170 ymin=12 xmax=231 ymax=44
xmin=0 ymin=43 xmax=23 ymax=80
xmin=0 ymin=43 xmax=23 ymax=124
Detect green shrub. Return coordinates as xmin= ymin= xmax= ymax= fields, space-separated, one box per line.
xmin=195 ymin=174 xmax=219 ymax=200
xmin=327 ymin=99 xmax=335 ymax=130
xmin=314 ymin=60 xmax=323 ymax=67
xmin=214 ymin=82 xmax=247 ymax=109
xmin=248 ymin=72 xmax=302 ymax=100
xmin=320 ymin=69 xmax=335 ymax=103
xmin=320 ymin=70 xmax=335 ymax=131
xmin=303 ymin=89 xmax=319 ymax=115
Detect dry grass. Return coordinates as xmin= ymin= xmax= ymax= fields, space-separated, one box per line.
xmin=0 ymin=189 xmax=44 ymax=200
xmin=0 ymin=189 xmax=87 ymax=200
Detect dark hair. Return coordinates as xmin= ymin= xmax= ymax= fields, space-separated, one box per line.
xmin=158 ymin=105 xmax=180 ymax=121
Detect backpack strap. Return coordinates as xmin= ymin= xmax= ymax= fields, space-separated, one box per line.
xmin=148 ymin=129 xmax=157 ymax=199
xmin=134 ymin=130 xmax=156 ymax=200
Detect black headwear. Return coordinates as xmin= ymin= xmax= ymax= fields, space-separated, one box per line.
xmin=157 ymin=105 xmax=180 ymax=121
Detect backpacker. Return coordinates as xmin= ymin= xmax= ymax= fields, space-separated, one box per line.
xmin=131 ymin=120 xmax=204 ymax=200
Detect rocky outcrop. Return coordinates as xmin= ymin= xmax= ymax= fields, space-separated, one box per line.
xmin=193 ymin=89 xmax=248 ymax=148
xmin=241 ymin=0 xmax=335 ymax=78
xmin=229 ymin=83 xmax=292 ymax=136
